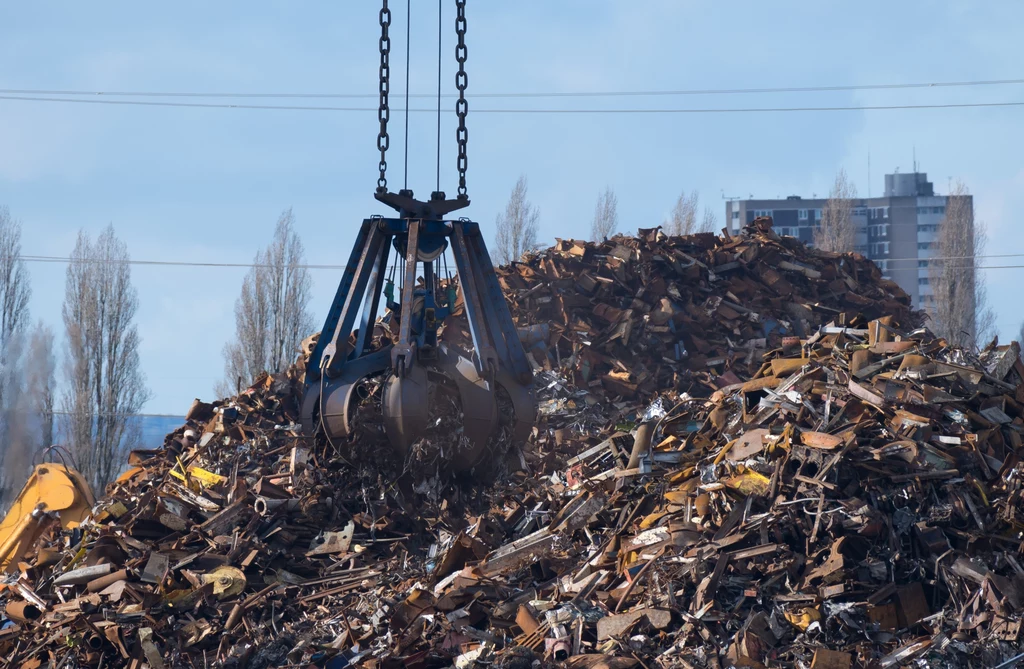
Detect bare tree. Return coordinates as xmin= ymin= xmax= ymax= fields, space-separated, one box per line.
xmin=1018 ymin=320 xmax=1024 ymax=348
xmin=0 ymin=208 xmax=31 ymax=502
xmin=700 ymin=208 xmax=718 ymax=234
xmin=814 ymin=168 xmax=857 ymax=253
xmin=493 ymin=176 xmax=540 ymax=265
xmin=929 ymin=180 xmax=993 ymax=348
xmin=666 ymin=192 xmax=716 ymax=236
xmin=61 ymin=225 xmax=150 ymax=491
xmin=974 ymin=239 xmax=996 ymax=346
xmin=0 ymin=207 xmax=30 ymax=342
xmin=219 ymin=259 xmax=270 ymax=396
xmin=26 ymin=321 xmax=56 ymax=450
xmin=591 ymin=187 xmax=618 ymax=241
xmin=220 ymin=209 xmax=314 ymax=395
xmin=0 ymin=329 xmax=52 ymax=505
xmin=666 ymin=190 xmax=699 ymax=236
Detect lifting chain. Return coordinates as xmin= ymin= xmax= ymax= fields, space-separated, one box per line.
xmin=454 ymin=0 xmax=469 ymax=198
xmin=377 ymin=1 xmax=393 ymax=194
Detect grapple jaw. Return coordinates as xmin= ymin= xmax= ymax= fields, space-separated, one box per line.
xmin=382 ymin=363 xmax=430 ymax=457
xmin=301 ymin=215 xmax=536 ymax=471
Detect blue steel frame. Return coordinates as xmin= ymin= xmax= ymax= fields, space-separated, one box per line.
xmin=305 ymin=217 xmax=532 ymax=387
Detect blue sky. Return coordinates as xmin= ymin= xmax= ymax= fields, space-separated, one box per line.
xmin=2 ymin=1 xmax=1023 ymax=413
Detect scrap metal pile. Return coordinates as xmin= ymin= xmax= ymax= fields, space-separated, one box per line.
xmin=495 ymin=219 xmax=919 ymax=403
xmin=4 ymin=221 xmax=1024 ymax=668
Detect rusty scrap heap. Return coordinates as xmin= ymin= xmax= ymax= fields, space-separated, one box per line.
xmin=496 ymin=219 xmax=920 ymax=403
xmin=3 ymin=221 xmax=1024 ymax=668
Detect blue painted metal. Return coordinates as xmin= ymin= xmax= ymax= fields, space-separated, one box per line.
xmin=465 ymin=226 xmax=534 ymax=385
xmin=457 ymin=222 xmax=510 ymax=370
xmin=306 ymin=219 xmax=373 ymax=380
xmin=355 ymin=233 xmax=391 ymax=357
xmin=391 ymin=219 xmax=421 ymax=375
xmin=323 ymin=220 xmax=388 ymax=378
xmin=448 ymin=223 xmax=497 ymax=376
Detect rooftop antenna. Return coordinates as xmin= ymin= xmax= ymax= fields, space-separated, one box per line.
xmin=868 ymin=152 xmax=871 ymax=198
xmin=913 ymin=146 xmax=917 ymax=173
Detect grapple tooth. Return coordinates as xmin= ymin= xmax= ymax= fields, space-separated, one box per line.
xmin=494 ymin=369 xmax=538 ymax=444
xmin=382 ymin=364 xmax=430 ymax=457
xmin=439 ymin=350 xmax=498 ymax=470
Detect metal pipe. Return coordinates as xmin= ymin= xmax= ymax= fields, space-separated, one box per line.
xmin=627 ymin=420 xmax=656 ymax=470
xmin=5 ymin=601 xmax=41 ymax=624
xmin=87 ymin=569 xmax=127 ymax=593
xmin=253 ymin=497 xmax=299 ymax=516
xmin=225 ymin=603 xmax=244 ymax=630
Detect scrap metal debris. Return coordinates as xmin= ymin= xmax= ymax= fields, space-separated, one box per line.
xmin=2 ymin=219 xmax=1023 ymax=668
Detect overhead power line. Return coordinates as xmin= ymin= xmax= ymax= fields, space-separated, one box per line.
xmin=12 ymin=252 xmax=1024 ymax=270
xmin=2 ymin=77 xmax=1023 ymax=99
xmin=19 ymin=254 xmax=346 ymax=270
xmin=1 ymin=94 xmax=1024 ymax=114
xmin=42 ymin=410 xmax=185 ymax=419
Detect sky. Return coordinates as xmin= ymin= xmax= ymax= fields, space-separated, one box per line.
xmin=2 ymin=1 xmax=1023 ymax=414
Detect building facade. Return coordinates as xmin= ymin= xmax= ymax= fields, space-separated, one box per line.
xmin=724 ymin=172 xmax=970 ymax=309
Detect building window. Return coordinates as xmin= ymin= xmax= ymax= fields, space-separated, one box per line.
xmin=918 ymin=242 xmax=932 ymax=251
xmin=918 ymin=223 xmax=939 ymax=233
xmin=814 ymin=209 xmax=822 ymax=220
xmin=918 ymin=277 xmax=930 ymax=285
xmin=933 ymin=206 xmax=945 ymax=215
xmin=918 ymin=260 xmax=928 ymax=268
xmin=877 ymin=260 xmax=888 ymax=272
xmin=798 ymin=209 xmax=808 ymax=221
xmin=852 ymin=206 xmax=867 ymax=216
xmin=753 ymin=209 xmax=773 ymax=218
xmin=732 ymin=210 xmax=739 ymax=220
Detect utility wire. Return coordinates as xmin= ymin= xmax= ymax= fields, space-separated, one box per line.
xmin=835 ymin=252 xmax=1024 ymax=265
xmin=18 ymin=254 xmax=347 ymax=270
xmin=3 ymin=77 xmax=1023 ymax=99
xmin=2 ymin=94 xmax=1024 ymax=114
xmin=10 ymin=252 xmax=1024 ymax=270
xmin=40 ymin=410 xmax=185 ymax=419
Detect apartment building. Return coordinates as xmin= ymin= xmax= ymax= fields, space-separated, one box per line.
xmin=724 ymin=171 xmax=968 ymax=309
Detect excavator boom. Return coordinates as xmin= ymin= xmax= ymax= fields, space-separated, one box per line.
xmin=0 ymin=463 xmax=95 ymax=572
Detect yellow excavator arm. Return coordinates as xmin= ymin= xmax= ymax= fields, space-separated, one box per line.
xmin=0 ymin=463 xmax=95 ymax=572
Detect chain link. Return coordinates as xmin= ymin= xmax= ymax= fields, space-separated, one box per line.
xmin=454 ymin=0 xmax=469 ymax=198
xmin=377 ymin=1 xmax=393 ymax=193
